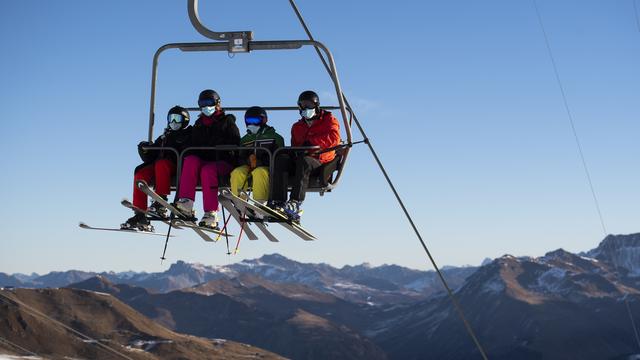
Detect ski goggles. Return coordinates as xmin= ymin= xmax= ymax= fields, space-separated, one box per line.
xmin=167 ymin=113 xmax=185 ymax=123
xmin=297 ymin=100 xmax=316 ymax=110
xmin=198 ymin=98 xmax=218 ymax=107
xmin=244 ymin=116 xmax=263 ymax=125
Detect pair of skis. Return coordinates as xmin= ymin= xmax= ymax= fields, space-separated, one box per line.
xmin=80 ymin=180 xmax=316 ymax=243
xmin=80 ymin=182 xmax=233 ymax=243
xmin=219 ymin=189 xmax=316 ymax=241
xmin=79 ymin=198 xmax=179 ymax=237
xmin=135 ymin=180 xmax=232 ymax=243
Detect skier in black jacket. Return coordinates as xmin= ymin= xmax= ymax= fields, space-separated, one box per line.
xmin=121 ymin=106 xmax=192 ymax=231
xmin=174 ymin=89 xmax=241 ymax=229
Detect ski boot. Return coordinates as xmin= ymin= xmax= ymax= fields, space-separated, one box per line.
xmin=148 ymin=199 xmax=168 ymax=219
xmin=175 ymin=198 xmax=196 ymax=220
xmin=121 ymin=213 xmax=154 ymax=232
xmin=284 ymin=200 xmax=303 ymax=224
xmin=199 ymin=211 xmax=220 ymax=230
xmin=267 ymin=200 xmax=286 ymax=213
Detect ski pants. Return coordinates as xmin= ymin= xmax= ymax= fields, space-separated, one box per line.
xmin=177 ymin=155 xmax=232 ymax=212
xmin=230 ymin=165 xmax=270 ymax=202
xmin=133 ymin=159 xmax=176 ymax=210
xmin=271 ymin=154 xmax=322 ymax=203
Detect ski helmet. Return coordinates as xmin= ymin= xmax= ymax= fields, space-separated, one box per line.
xmin=297 ymin=90 xmax=320 ymax=109
xmin=167 ymin=105 xmax=190 ymax=129
xmin=244 ymin=106 xmax=268 ymax=126
xmin=198 ymin=89 xmax=221 ymax=108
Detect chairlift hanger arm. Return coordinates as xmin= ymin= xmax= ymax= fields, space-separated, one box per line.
xmin=187 ymin=0 xmax=252 ymax=42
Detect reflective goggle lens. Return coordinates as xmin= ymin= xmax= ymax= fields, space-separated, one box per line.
xmin=168 ymin=114 xmax=184 ymax=123
xmin=245 ymin=116 xmax=262 ymax=125
xmin=298 ymin=100 xmax=316 ymax=110
xmin=198 ymin=98 xmax=217 ymax=107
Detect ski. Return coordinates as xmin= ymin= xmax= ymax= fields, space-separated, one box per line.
xmin=219 ymin=196 xmax=260 ymax=241
xmin=219 ymin=193 xmax=277 ymax=242
xmin=136 ymin=180 xmax=231 ymax=242
xmin=220 ymin=189 xmax=315 ymax=241
xmin=78 ymin=222 xmax=173 ymax=237
xmin=120 ymin=199 xmax=183 ymax=229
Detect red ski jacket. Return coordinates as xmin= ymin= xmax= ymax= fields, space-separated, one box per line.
xmin=291 ymin=110 xmax=341 ymax=164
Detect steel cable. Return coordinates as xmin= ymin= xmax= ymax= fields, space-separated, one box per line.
xmin=532 ymin=0 xmax=608 ymax=236
xmin=286 ymin=1 xmax=489 ymax=358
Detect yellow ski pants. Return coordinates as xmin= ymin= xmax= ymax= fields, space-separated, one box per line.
xmin=230 ymin=165 xmax=270 ymax=201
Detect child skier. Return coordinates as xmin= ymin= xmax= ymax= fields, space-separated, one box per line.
xmin=121 ymin=105 xmax=192 ymax=232
xmin=175 ymin=89 xmax=240 ymax=230
xmin=230 ymin=106 xmax=284 ymax=203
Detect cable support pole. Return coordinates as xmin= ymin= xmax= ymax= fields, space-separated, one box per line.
xmin=0 ymin=293 xmax=135 ymax=360
xmin=287 ymin=1 xmax=489 ymax=358
xmin=532 ymin=0 xmax=608 ymax=237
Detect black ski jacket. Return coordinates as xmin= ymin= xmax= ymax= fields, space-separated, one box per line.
xmin=138 ymin=126 xmax=193 ymax=164
xmin=187 ymin=112 xmax=241 ymax=163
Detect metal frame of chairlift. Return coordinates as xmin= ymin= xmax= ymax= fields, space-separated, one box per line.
xmin=145 ymin=0 xmax=353 ymax=196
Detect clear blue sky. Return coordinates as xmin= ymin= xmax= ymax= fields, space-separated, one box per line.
xmin=1 ymin=0 xmax=638 ymax=274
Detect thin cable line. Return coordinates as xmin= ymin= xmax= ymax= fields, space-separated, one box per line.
xmin=625 ymin=296 xmax=640 ymax=351
xmin=287 ymin=1 xmax=489 ymax=358
xmin=0 ymin=292 xmax=134 ymax=360
xmin=633 ymin=0 xmax=640 ymax=32
xmin=532 ymin=0 xmax=608 ymax=237
xmin=0 ymin=335 xmax=39 ymax=357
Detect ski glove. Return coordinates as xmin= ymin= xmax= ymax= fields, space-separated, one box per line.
xmin=137 ymin=141 xmax=154 ymax=163
xmin=248 ymin=153 xmax=257 ymax=170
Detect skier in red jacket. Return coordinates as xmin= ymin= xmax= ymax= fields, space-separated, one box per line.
xmin=270 ymin=90 xmax=341 ymax=222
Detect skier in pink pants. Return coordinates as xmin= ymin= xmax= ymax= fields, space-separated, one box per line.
xmin=175 ymin=89 xmax=240 ymax=229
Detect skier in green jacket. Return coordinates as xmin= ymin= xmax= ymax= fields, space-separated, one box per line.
xmin=230 ymin=106 xmax=285 ymax=203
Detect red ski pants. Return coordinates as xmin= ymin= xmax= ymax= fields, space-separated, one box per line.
xmin=177 ymin=155 xmax=232 ymax=212
xmin=132 ymin=159 xmax=176 ymax=210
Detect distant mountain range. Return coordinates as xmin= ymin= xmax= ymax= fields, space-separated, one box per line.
xmin=3 ymin=233 xmax=640 ymax=359
xmin=2 ymin=254 xmax=478 ymax=305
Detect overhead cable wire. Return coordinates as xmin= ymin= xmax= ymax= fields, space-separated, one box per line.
xmin=533 ymin=1 xmax=640 ymax=352
xmin=634 ymin=0 xmax=640 ymax=32
xmin=0 ymin=292 xmax=135 ymax=360
xmin=625 ymin=294 xmax=640 ymax=352
xmin=286 ymin=1 xmax=489 ymax=358
xmin=532 ymin=0 xmax=608 ymax=237
xmin=0 ymin=335 xmax=39 ymax=357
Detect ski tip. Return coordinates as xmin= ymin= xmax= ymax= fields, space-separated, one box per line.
xmin=78 ymin=222 xmax=88 ymax=228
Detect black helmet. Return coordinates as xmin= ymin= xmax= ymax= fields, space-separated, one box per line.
xmin=167 ymin=105 xmax=190 ymax=129
xmin=244 ymin=106 xmax=268 ymax=125
xmin=297 ymin=90 xmax=320 ymax=109
xmin=198 ymin=89 xmax=221 ymax=108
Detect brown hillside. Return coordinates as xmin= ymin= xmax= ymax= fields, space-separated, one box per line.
xmin=0 ymin=288 xmax=286 ymax=360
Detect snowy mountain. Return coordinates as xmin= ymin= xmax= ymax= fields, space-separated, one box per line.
xmin=368 ymin=241 xmax=640 ymax=359
xmin=584 ymin=233 xmax=640 ymax=277
xmin=7 ymin=233 xmax=640 ymax=359
xmin=6 ymin=254 xmax=476 ymax=304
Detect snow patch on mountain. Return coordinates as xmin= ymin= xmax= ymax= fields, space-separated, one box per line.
xmin=536 ymin=267 xmax=567 ymax=292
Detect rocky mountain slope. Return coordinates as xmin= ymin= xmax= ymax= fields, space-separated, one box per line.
xmin=70 ymin=274 xmax=387 ymax=360
xmin=368 ymin=234 xmax=640 ymax=359
xmin=0 ymin=287 xmax=283 ymax=359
